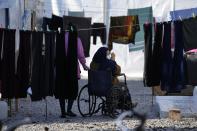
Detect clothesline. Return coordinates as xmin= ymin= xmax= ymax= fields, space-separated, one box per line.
xmin=3 ymin=22 xmax=147 ymax=31
xmin=76 ymin=24 xmax=136 ymax=31
xmin=28 ymin=9 xmax=152 ymax=16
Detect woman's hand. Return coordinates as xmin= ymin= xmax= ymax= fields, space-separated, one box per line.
xmin=83 ymin=64 xmax=89 ymax=71
xmin=111 ymin=52 xmax=115 ymax=61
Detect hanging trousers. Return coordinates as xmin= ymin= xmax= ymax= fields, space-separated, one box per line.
xmin=16 ymin=30 xmax=31 ymax=98
xmin=43 ymin=31 xmax=55 ymax=97
xmin=143 ymin=23 xmax=153 ymax=87
xmin=161 ymin=23 xmax=173 ymax=92
xmin=91 ymin=23 xmax=106 ymax=45
xmin=0 ymin=29 xmax=3 ymax=81
xmin=55 ymin=31 xmax=67 ymax=99
xmin=1 ymin=29 xmax=16 ymax=98
xmin=31 ymin=31 xmax=44 ymax=101
xmin=0 ymin=29 xmax=3 ymax=94
xmin=151 ymin=23 xmax=163 ymax=86
xmin=171 ymin=21 xmax=185 ymax=92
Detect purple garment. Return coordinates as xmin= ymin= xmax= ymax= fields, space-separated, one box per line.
xmin=65 ymin=32 xmax=86 ymax=79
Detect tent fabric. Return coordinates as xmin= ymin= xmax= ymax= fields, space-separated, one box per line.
xmin=151 ymin=0 xmax=173 ymax=22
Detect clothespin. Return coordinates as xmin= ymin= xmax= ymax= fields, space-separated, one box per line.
xmin=179 ymin=16 xmax=182 ymax=21
xmin=71 ymin=26 xmax=73 ymax=32
xmin=47 ymin=25 xmax=50 ymax=31
xmin=35 ymin=26 xmax=37 ymax=31
xmin=145 ymin=20 xmax=149 ymax=25
xmin=58 ymin=27 xmax=61 ymax=33
xmin=192 ymin=12 xmax=196 ymax=18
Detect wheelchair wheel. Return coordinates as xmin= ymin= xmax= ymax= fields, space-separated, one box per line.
xmin=77 ymin=84 xmax=96 ymax=117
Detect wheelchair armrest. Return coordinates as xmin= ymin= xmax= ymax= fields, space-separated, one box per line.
xmin=117 ymin=73 xmax=127 ymax=85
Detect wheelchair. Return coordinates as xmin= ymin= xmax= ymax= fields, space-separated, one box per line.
xmin=77 ymin=70 xmax=131 ymax=118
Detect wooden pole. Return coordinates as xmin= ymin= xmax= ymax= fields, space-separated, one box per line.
xmin=15 ymin=99 xmax=19 ymax=112
xmin=8 ymin=99 xmax=12 ymax=117
xmin=152 ymin=87 xmax=154 ymax=106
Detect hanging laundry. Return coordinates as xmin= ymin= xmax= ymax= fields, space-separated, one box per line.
xmin=64 ymin=31 xmax=81 ymax=100
xmin=143 ymin=23 xmax=153 ymax=87
xmin=151 ymin=23 xmax=163 ymax=86
xmin=31 ymin=31 xmax=44 ymax=101
xmin=42 ymin=31 xmax=55 ymax=97
xmin=15 ymin=30 xmax=31 ymax=98
xmin=91 ymin=23 xmax=106 ymax=45
xmin=63 ymin=16 xmax=92 ymax=57
xmin=50 ymin=14 xmax=63 ymax=31
xmin=0 ymin=29 xmax=3 ymax=95
xmin=42 ymin=17 xmax=52 ymax=31
xmin=0 ymin=29 xmax=3 ymax=81
xmin=1 ymin=29 xmax=16 ymax=98
xmin=161 ymin=22 xmax=173 ymax=92
xmin=108 ymin=15 xmax=140 ymax=50
xmin=55 ymin=31 xmax=67 ymax=99
xmin=182 ymin=17 xmax=197 ymax=51
xmin=185 ymin=52 xmax=197 ymax=85
xmin=170 ymin=8 xmax=197 ymax=21
xmin=171 ymin=21 xmax=186 ymax=92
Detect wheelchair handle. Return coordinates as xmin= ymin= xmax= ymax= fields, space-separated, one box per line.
xmin=117 ymin=73 xmax=127 ymax=85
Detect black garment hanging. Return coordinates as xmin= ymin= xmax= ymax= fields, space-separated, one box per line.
xmin=15 ymin=30 xmax=31 ymax=98
xmin=50 ymin=14 xmax=63 ymax=31
xmin=182 ymin=17 xmax=197 ymax=51
xmin=55 ymin=31 xmax=67 ymax=99
xmin=31 ymin=31 xmax=44 ymax=101
xmin=143 ymin=23 xmax=153 ymax=87
xmin=171 ymin=21 xmax=185 ymax=92
xmin=42 ymin=17 xmax=52 ymax=31
xmin=161 ymin=22 xmax=173 ymax=92
xmin=151 ymin=23 xmax=163 ymax=86
xmin=43 ymin=31 xmax=55 ymax=97
xmin=185 ymin=52 xmax=197 ymax=85
xmin=63 ymin=16 xmax=91 ymax=57
xmin=91 ymin=23 xmax=106 ymax=45
xmin=0 ymin=29 xmax=3 ymax=80
xmin=1 ymin=29 xmax=16 ymax=98
xmin=64 ymin=31 xmax=78 ymax=100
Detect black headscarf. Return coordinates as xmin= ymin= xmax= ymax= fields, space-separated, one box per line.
xmin=92 ymin=47 xmax=117 ymax=76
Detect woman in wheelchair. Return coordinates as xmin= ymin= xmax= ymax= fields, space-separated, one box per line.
xmin=90 ymin=47 xmax=137 ymax=111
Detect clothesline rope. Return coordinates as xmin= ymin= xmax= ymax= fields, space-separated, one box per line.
xmin=28 ymin=9 xmax=152 ymax=16
xmin=3 ymin=23 xmax=147 ymax=31
xmin=56 ymin=23 xmax=142 ymax=32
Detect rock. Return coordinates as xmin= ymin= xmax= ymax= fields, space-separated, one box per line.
xmin=169 ymin=108 xmax=181 ymax=121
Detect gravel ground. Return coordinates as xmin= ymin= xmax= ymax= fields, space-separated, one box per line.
xmin=1 ymin=78 xmax=197 ymax=131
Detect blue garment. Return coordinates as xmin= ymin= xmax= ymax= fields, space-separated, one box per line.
xmin=92 ymin=47 xmax=117 ymax=76
xmin=170 ymin=8 xmax=197 ymax=21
